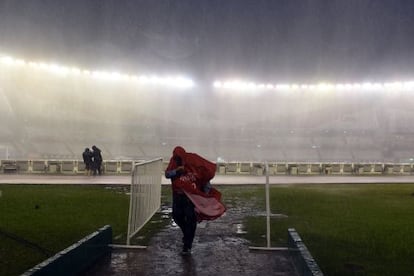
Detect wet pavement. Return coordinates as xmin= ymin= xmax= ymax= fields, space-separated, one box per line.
xmin=84 ymin=201 xmax=299 ymax=276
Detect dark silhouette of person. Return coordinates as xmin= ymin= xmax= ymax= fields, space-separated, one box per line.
xmin=91 ymin=145 xmax=103 ymax=175
xmin=165 ymin=147 xmax=195 ymax=255
xmin=82 ymin=148 xmax=93 ymax=176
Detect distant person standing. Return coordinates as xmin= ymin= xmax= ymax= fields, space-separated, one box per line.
xmin=82 ymin=148 xmax=93 ymax=176
xmin=91 ymin=145 xmax=103 ymax=175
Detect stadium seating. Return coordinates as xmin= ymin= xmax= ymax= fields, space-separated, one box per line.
xmin=3 ymin=61 xmax=414 ymax=164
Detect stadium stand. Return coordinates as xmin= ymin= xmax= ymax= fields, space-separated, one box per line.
xmin=2 ymin=60 xmax=414 ymax=164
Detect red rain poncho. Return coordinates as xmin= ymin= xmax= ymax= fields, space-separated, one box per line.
xmin=166 ymin=146 xmax=226 ymax=221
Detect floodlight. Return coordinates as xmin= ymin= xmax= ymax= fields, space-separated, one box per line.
xmin=247 ymin=82 xmax=256 ymax=89
xmin=110 ymin=72 xmax=122 ymax=81
xmin=177 ymin=77 xmax=195 ymax=88
xmin=276 ymin=84 xmax=290 ymax=90
xmin=213 ymin=78 xmax=414 ymax=93
xmin=48 ymin=64 xmax=69 ymax=76
xmin=138 ymin=75 xmax=149 ymax=83
xmin=344 ymin=84 xmax=354 ymax=89
xmin=403 ymin=82 xmax=414 ymax=89
xmin=372 ymin=83 xmax=383 ymax=89
xmin=0 ymin=53 xmax=195 ymax=89
xmin=70 ymin=67 xmax=81 ymax=75
xmin=213 ymin=81 xmax=222 ymax=88
xmin=0 ymin=56 xmax=14 ymax=65
xmin=316 ymin=83 xmax=333 ymax=91
xmin=14 ymin=59 xmax=26 ymax=66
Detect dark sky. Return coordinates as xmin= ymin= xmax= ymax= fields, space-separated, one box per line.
xmin=1 ymin=0 xmax=414 ymax=83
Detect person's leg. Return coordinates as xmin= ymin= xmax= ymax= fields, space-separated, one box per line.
xmin=172 ymin=194 xmax=186 ymax=235
xmin=87 ymin=163 xmax=91 ymax=176
xmin=172 ymin=194 xmax=197 ymax=254
xmin=92 ymin=162 xmax=97 ymax=175
xmin=182 ymin=199 xmax=197 ymax=252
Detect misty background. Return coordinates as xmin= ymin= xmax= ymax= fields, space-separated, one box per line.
xmin=1 ymin=0 xmax=414 ymax=162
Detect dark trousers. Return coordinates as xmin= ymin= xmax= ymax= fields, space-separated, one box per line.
xmin=93 ymin=161 xmax=102 ymax=175
xmin=172 ymin=193 xmax=197 ymax=250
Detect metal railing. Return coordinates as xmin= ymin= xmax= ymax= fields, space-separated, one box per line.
xmin=1 ymin=159 xmax=413 ymax=176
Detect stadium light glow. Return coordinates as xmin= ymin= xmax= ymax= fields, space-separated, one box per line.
xmin=213 ymin=79 xmax=414 ymax=92
xmin=404 ymin=82 xmax=414 ymax=89
xmin=0 ymin=53 xmax=194 ymax=89
xmin=0 ymin=55 xmax=26 ymax=66
xmin=276 ymin=84 xmax=290 ymax=90
xmin=213 ymin=81 xmax=223 ymax=88
xmin=2 ymin=53 xmax=413 ymax=92
xmin=70 ymin=67 xmax=81 ymax=75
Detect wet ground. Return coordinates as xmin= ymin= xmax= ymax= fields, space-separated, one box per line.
xmin=5 ymin=174 xmax=414 ymax=275
xmin=84 ymin=200 xmax=299 ymax=276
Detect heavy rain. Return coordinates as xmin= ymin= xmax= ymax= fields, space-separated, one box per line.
xmin=1 ymin=1 xmax=414 ymax=163
xmin=2 ymin=2 xmax=414 ymax=275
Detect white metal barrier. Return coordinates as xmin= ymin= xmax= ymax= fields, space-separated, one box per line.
xmin=126 ymin=158 xmax=162 ymax=246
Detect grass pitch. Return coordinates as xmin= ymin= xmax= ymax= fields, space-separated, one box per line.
xmin=239 ymin=184 xmax=414 ymax=276
xmin=1 ymin=183 xmax=414 ymax=276
xmin=0 ymin=185 xmax=130 ymax=275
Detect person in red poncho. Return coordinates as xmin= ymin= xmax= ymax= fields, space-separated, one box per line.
xmin=165 ymin=146 xmax=226 ymax=255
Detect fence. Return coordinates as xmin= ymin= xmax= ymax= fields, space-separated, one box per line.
xmin=126 ymin=158 xmax=162 ymax=246
xmin=1 ymin=159 xmax=414 ymax=176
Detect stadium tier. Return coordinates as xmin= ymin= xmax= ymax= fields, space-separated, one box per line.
xmin=2 ymin=58 xmax=414 ymax=163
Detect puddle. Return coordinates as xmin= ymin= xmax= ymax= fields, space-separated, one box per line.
xmin=234 ymin=223 xmax=248 ymax=234
xmin=160 ymin=206 xmax=172 ymax=214
xmin=84 ymin=196 xmax=299 ymax=275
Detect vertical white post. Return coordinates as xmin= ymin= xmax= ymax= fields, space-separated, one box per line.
xmin=126 ymin=169 xmax=135 ymax=246
xmin=249 ymin=162 xmax=290 ymax=251
xmin=265 ymin=161 xmax=271 ymax=248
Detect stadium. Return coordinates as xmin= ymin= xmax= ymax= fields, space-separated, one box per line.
xmin=2 ymin=54 xmax=414 ymax=164
xmin=2 ymin=1 xmax=414 ymax=276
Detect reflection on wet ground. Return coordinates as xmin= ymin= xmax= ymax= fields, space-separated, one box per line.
xmin=234 ymin=223 xmax=247 ymax=234
xmin=84 ymin=198 xmax=298 ymax=276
